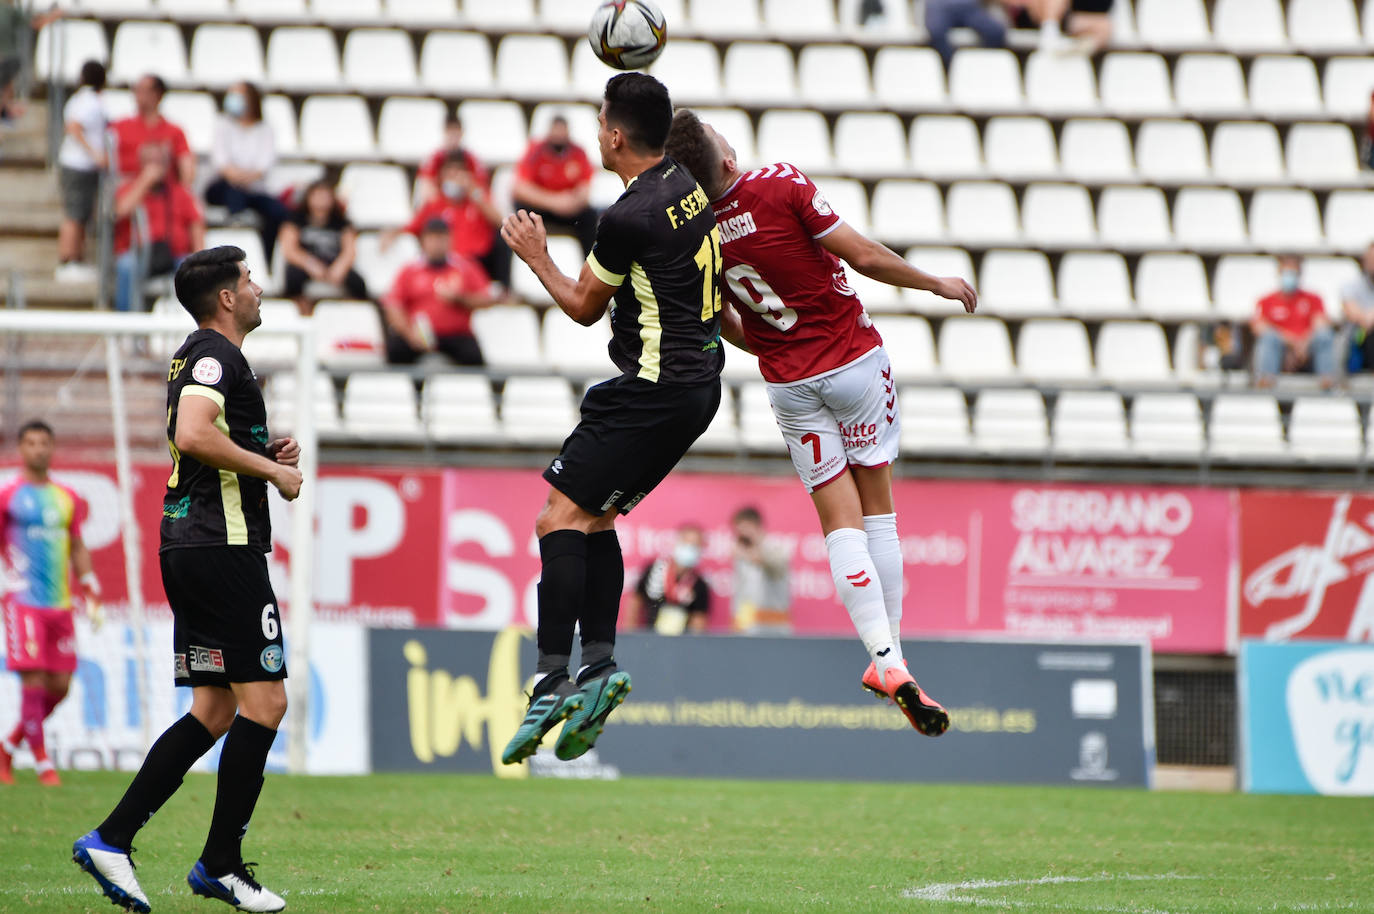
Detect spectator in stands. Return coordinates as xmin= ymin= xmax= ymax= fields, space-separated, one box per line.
xmin=55 ymin=60 xmax=106 ymax=282
xmin=415 ymin=114 xmax=488 ymax=205
xmin=924 ymin=0 xmax=1007 ymax=66
xmin=279 ymin=179 xmax=367 ymax=315
xmin=731 ymin=506 xmax=792 ymax=635
xmin=627 ymin=525 xmax=712 ymax=635
xmin=1009 ymin=0 xmax=1113 ymax=54
xmin=112 ymin=144 xmax=204 ymax=313
xmin=111 ymin=74 xmax=195 ymax=186
xmin=0 ymin=1 xmax=62 ymax=123
xmin=381 ymin=218 xmax=493 ymax=366
xmin=1362 ymin=91 xmax=1374 ymax=170
xmin=511 ymin=115 xmax=598 ymax=255
xmin=204 ymin=82 xmax=288 ymax=260
xmin=1341 ymin=243 xmax=1374 ymax=372
xmin=1251 ymin=254 xmax=1336 ymax=389
xmin=395 ymin=152 xmax=510 ymax=288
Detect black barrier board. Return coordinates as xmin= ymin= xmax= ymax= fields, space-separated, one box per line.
xmin=369 ymin=629 xmax=1152 ymax=786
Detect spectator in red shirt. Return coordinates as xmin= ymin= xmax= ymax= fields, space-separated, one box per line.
xmin=110 ymin=74 xmax=195 ymax=186
xmin=511 ymin=115 xmax=598 ymax=255
xmin=382 ymin=218 xmax=493 ymax=366
xmin=113 ymin=144 xmax=205 ymax=312
xmin=415 ymin=114 xmax=488 ymax=205
xmin=1251 ymin=254 xmax=1336 ymax=388
xmin=390 ymin=152 xmax=510 ymax=287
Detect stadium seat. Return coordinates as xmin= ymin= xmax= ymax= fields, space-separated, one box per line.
xmin=1098 ymin=186 xmax=1172 ymax=251
xmin=495 ymin=34 xmax=569 ymax=99
xmin=377 ymin=96 xmax=446 ymax=164
xmin=1302 ymin=256 xmax=1361 ymax=320
xmin=1136 ymin=253 xmax=1212 ymax=316
xmin=353 ymin=231 xmax=418 ymax=298
xmin=648 ymin=40 xmax=724 ymax=106
xmin=313 ymin=300 xmax=385 ymax=367
xmin=265 ymin=374 xmax=341 ymax=438
xmin=1213 ymin=0 xmax=1287 ymax=50
xmin=872 ymin=47 xmax=947 ymax=110
xmin=756 ymin=110 xmax=833 ymax=174
xmin=938 ymin=316 xmax=1016 ymax=380
xmin=972 ymin=390 xmax=1049 ymax=455
xmin=1287 ymin=123 xmax=1360 ymax=186
xmin=1248 ymin=56 xmax=1324 ymax=120
xmin=692 ymin=0 xmax=763 ymax=35
xmin=984 ymin=117 xmax=1058 ymax=181
xmin=299 ymin=95 xmax=376 ymax=161
xmin=1017 ymin=319 xmax=1093 ymax=382
xmin=833 ymin=113 xmax=908 ymax=177
xmin=261 ymin=94 xmax=299 ymax=157
xmin=763 ymin=0 xmax=837 ymax=37
xmin=980 ymin=250 xmax=1057 ymax=316
xmin=160 ymin=92 xmax=216 ymax=156
xmin=946 ymin=182 xmax=1019 ymax=246
xmin=537 ymin=0 xmax=604 ymax=29
xmin=1288 ymin=0 xmax=1362 ymax=51
xmin=694 ymin=107 xmax=757 ymax=165
xmin=722 ymin=42 xmax=797 ymax=107
xmin=1173 ymin=188 xmax=1248 ymax=252
xmin=691 ymin=386 xmax=740 ymax=453
xmin=462 ymin=0 xmax=536 ymax=27
xmin=512 ymin=235 xmax=583 ymax=307
xmin=161 ymin=0 xmax=233 ymax=15
xmin=815 ymin=177 xmax=870 ymax=235
xmin=111 ymin=22 xmax=187 ymax=84
xmin=1096 ymin=321 xmax=1173 ymax=384
xmin=337 ymin=164 xmax=410 ymax=229
xmin=68 ymin=0 xmax=150 ymax=11
xmin=847 ymin=269 xmax=897 ymax=313
xmin=1136 ymin=0 xmax=1211 ymax=47
xmin=419 ymin=31 xmax=494 ymax=93
xmin=234 ymin=0 xmax=307 ymax=18
xmin=1053 ymin=391 xmax=1130 ymax=456
xmin=1024 ymin=52 xmax=1097 ymax=115
xmin=265 ymin=159 xmax=325 ymax=200
xmin=240 ymin=300 xmax=300 ymax=368
xmin=797 ymin=44 xmax=872 ymax=107
xmin=341 ymin=373 xmax=422 ymax=440
xmin=1172 ymin=324 xmax=1205 ymax=386
xmin=569 ymin=41 xmax=617 ymax=101
xmin=1058 ymin=252 xmax=1134 ymax=315
xmin=1213 ymin=255 xmax=1278 ymax=319
xmin=471 ymin=304 xmax=544 ymax=371
xmin=455 ymin=100 xmax=527 ymax=165
xmin=1135 ymin=120 xmax=1210 ymax=183
xmin=721 ymin=345 xmax=761 ymax=383
xmin=899 ymin=387 xmax=971 ymax=453
xmin=544 ymin=308 xmax=614 ymax=376
xmin=423 ymin=374 xmax=500 ymax=444
xmin=1323 ymin=57 xmax=1374 ymax=119
xmin=872 ymin=183 xmax=944 ymax=246
xmin=1324 ymin=191 xmax=1374 ymax=252
xmin=1289 ymin=397 xmax=1363 ymax=463
xmin=342 ymin=29 xmax=418 ymax=92
xmin=1210 ymin=122 xmax=1285 ymax=185
xmin=876 ymin=316 xmax=937 ymax=382
xmin=1099 ymin=52 xmax=1174 ymax=116
xmin=1022 ymin=184 xmax=1096 ymax=248
xmin=901 ymin=247 xmax=974 ymax=310
xmin=1131 ymin=393 xmax=1205 ymax=456
xmin=312 ymin=0 xmax=385 ymax=21
xmin=1059 ymin=119 xmax=1135 ymax=183
xmin=266 ymin=28 xmax=341 ymax=90
xmin=739 ymin=383 xmax=784 ymax=451
xmin=948 ymin=49 xmax=1022 ymax=112
xmin=100 ymin=88 xmax=134 ymax=122
xmin=1209 ymin=394 xmax=1288 ymax=459
xmin=35 ymin=20 xmax=108 ymax=84
xmin=530 ymin=102 xmax=600 ymax=163
xmin=189 ymin=25 xmax=264 ymax=87
xmin=1249 ymin=190 xmax=1324 ymax=253
xmin=501 ymin=376 xmax=577 ymax=446
xmin=1174 ymin=54 xmax=1248 ymax=116
xmin=389 ymin=0 xmax=460 ymax=20
xmin=910 ymin=115 xmax=984 ymax=179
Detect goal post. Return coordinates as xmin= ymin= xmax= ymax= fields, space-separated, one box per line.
xmin=0 ymin=308 xmax=319 ymax=773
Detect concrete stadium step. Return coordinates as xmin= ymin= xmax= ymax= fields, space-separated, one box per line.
xmin=0 ymin=166 xmax=59 ymax=205
xmin=0 ymin=274 xmax=98 ymax=309
xmin=0 ymin=205 xmax=63 ymax=236
xmin=0 ymin=237 xmax=61 ymax=273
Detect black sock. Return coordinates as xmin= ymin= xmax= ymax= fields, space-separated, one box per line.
xmin=98 ymin=713 xmax=217 ymax=850
xmin=535 ymin=530 xmax=588 ymax=691
xmin=580 ymin=530 xmax=624 ymax=646
xmin=200 ymin=717 xmax=277 ymax=874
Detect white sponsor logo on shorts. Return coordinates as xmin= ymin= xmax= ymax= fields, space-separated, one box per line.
xmin=191 ymin=357 xmax=222 ymax=385
xmin=188 ymin=645 xmax=226 ymax=673
xmin=174 ymin=653 xmax=189 ymax=677
xmin=600 ymin=490 xmax=624 ymax=512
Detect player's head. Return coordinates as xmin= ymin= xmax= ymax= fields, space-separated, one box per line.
xmin=665 ymin=108 xmax=735 ymax=199
xmin=174 ymin=245 xmax=262 ymax=332
xmin=674 ymin=524 xmax=704 ymax=568
xmin=598 ymin=72 xmax=672 ymax=168
xmin=731 ymin=506 xmax=763 ymax=544
xmin=546 ymin=115 xmax=571 ymax=151
xmin=420 ymin=217 xmax=450 ymax=263
xmin=16 ymin=419 xmax=54 ymax=474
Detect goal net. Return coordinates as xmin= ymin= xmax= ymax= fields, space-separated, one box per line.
xmin=0 ymin=307 xmax=319 ymax=774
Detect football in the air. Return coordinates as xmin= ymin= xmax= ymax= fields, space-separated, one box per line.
xmin=588 ymin=0 xmax=668 ymax=71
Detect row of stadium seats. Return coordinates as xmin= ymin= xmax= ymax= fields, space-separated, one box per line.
xmin=262 ymin=371 xmax=1374 ymax=464
xmin=40 ymin=18 xmax=1374 ymax=120
xmin=53 ymin=0 xmax=1374 ymax=54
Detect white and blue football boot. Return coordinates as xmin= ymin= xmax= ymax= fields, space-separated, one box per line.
xmin=72 ymin=830 xmax=151 ymax=913
xmin=188 ymin=860 xmax=285 ymax=912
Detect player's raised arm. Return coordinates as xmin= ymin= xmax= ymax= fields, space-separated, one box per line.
xmin=501 ymin=209 xmax=616 ymax=326
xmin=819 ymin=223 xmax=977 ymax=313
xmin=174 ymin=396 xmax=302 ymax=500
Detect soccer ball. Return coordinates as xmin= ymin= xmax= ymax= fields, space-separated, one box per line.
xmin=588 ymin=0 xmax=668 ymax=71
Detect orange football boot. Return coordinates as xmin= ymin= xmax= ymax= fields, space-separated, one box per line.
xmin=861 ymin=661 xmax=950 ymax=737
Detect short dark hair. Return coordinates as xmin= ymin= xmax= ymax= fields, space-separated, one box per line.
xmin=603 ymin=72 xmax=672 ymax=153
xmin=1278 ymin=253 xmax=1304 ymax=269
xmin=732 ymin=506 xmax=762 ymax=526
xmin=665 ymin=108 xmax=721 ymax=194
xmin=174 ymin=246 xmax=245 ymax=322
xmin=79 ymin=60 xmax=105 ymax=91
xmin=239 ymin=81 xmax=263 ymax=123
xmin=17 ymin=419 xmax=54 ymax=442
xmin=444 ymin=114 xmax=462 ymax=129
xmin=143 ymin=74 xmax=167 ymax=98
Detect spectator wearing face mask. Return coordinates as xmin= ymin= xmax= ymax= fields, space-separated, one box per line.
xmin=381 ymin=218 xmax=493 ymax=366
xmin=387 ymin=152 xmax=510 ymax=289
xmin=415 ymin=114 xmax=488 ymax=204
xmin=627 ymin=525 xmax=712 ymax=635
xmin=204 ymin=82 xmax=288 ymax=259
xmin=1341 ymin=243 xmax=1374 ymax=373
xmin=1251 ymin=254 xmax=1335 ymax=389
xmin=511 ymin=115 xmax=598 ymax=255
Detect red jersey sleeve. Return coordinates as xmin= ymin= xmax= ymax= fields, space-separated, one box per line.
xmin=788 ymin=166 xmax=843 ymax=239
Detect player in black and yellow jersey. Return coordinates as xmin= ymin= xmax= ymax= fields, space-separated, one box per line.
xmin=74 ymin=246 xmax=302 ymax=914
xmin=500 ymin=73 xmax=723 ymax=765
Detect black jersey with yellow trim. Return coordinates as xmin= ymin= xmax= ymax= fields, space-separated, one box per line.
xmin=585 ymin=156 xmax=725 ymax=386
xmin=161 ymin=328 xmax=272 ymax=552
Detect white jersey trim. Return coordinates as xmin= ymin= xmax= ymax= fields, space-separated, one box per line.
xmin=811 ymin=218 xmax=844 ymax=241
xmin=764 ymin=343 xmax=883 ymax=389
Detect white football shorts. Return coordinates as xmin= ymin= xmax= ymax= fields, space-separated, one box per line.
xmin=765 ymin=347 xmax=901 ymax=493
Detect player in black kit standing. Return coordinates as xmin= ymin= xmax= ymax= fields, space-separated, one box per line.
xmin=499 ymin=73 xmax=724 ymax=765
xmin=74 ymin=246 xmax=303 ymax=914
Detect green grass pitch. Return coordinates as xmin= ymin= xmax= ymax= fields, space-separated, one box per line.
xmin=2 ymin=772 xmax=1371 ymax=913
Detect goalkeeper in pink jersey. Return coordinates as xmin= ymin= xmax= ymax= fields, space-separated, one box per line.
xmin=666 ymin=110 xmax=977 ymax=735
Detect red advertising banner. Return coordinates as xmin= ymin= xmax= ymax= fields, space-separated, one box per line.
xmin=1239 ymin=491 xmax=1374 ymax=643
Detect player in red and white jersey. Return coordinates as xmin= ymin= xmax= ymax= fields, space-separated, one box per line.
xmin=666 ymin=110 xmax=976 ymax=736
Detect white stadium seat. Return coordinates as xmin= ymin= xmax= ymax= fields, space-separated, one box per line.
xmin=462 ymin=0 xmax=536 ymax=27
xmin=495 ymin=34 xmax=569 ymax=98
xmin=342 ymin=373 xmax=423 ymax=440
xmin=739 ymin=383 xmax=783 ymax=451
xmin=873 ymin=47 xmax=947 ymax=110
xmin=337 ymin=164 xmax=411 ymax=229
xmin=1024 ymin=52 xmax=1097 ymax=115
xmin=1099 ymin=52 xmax=1174 ymax=116
xmin=1213 ymin=0 xmax=1288 ymax=51
xmin=1054 ymin=391 xmax=1130 ymax=456
xmin=1302 ymin=256 xmax=1361 ymax=321
xmin=694 ymin=107 xmax=757 ymax=166
xmin=948 ymin=49 xmax=1022 ymax=112
xmin=756 ymin=110 xmax=833 ymax=174
xmin=1131 ymin=393 xmax=1205 ymax=456
xmin=1135 ymin=120 xmax=1210 ymax=183
xmin=512 ymin=235 xmax=583 ymax=306
xmin=872 ymin=183 xmax=944 ymax=246
xmin=313 ymin=300 xmax=385 ymax=367
xmin=1017 ymin=319 xmax=1094 ymax=382
xmin=980 ymin=250 xmax=1056 ymax=315
xmin=815 ymin=177 xmax=870 ymax=235
xmin=353 ymin=231 xmax=418 ymax=298
xmin=1058 ymin=252 xmax=1133 ymax=316
xmin=721 ymin=346 xmax=761 ymax=383
xmin=377 ymin=96 xmax=446 ymax=164
xmin=797 ymin=44 xmax=872 ymax=107
xmin=1286 ymin=123 xmax=1361 ymax=186
xmin=722 ymin=42 xmax=797 ymax=107
xmin=973 ymin=390 xmax=1049 ymax=454
xmin=877 ymin=316 xmax=937 ymax=382
xmin=1136 ymin=253 xmax=1212 ymax=316
xmin=110 ymin=22 xmax=187 ymax=84
xmin=1324 ymin=191 xmax=1374 ymax=252
xmin=648 ymin=41 xmax=723 ymax=106
xmin=36 ymin=20 xmax=107 ymax=83
xmin=946 ymin=182 xmax=1019 ymax=246
xmin=900 ymin=387 xmax=971 ymax=453
xmin=1213 ymin=255 xmax=1279 ymax=319
xmin=1210 ymin=122 xmax=1285 ymax=185
xmin=500 ymin=377 xmax=577 ymax=446
xmin=69 ymin=0 xmax=151 ymax=12
xmin=1249 ymin=56 xmax=1324 ymax=120
xmin=570 ymin=37 xmax=617 ymax=100
xmin=267 ymin=28 xmax=341 ymax=90
xmin=544 ymin=309 xmax=613 ymax=376
xmin=161 ymin=0 xmax=232 ymax=15
xmin=538 ymin=0 xmax=605 ymax=30
xmin=1323 ymin=57 xmax=1374 ymax=119
xmin=471 ymin=305 xmax=544 ymax=371
xmin=902 ymin=247 xmax=974 ymax=310
xmin=312 ymin=0 xmax=384 ymax=20
xmin=241 ymin=300 xmax=299 ymax=367
xmin=1096 ymin=321 xmax=1173 ymax=384
xmin=1289 ymin=397 xmax=1363 ymax=463
xmin=298 ymin=95 xmax=376 ymax=160
xmin=159 ymin=92 xmax=215 ymax=155
xmin=1060 ymin=119 xmax=1135 ymax=183
xmin=1098 ymin=186 xmax=1172 ymax=250
xmin=691 ymin=386 xmax=740 ymax=453
xmin=1136 ymin=0 xmax=1211 ymax=47
xmin=419 ymin=32 xmax=493 ymax=93
xmin=833 ymin=113 xmax=908 ymax=176
xmin=910 ymin=115 xmax=983 ymax=180
xmin=189 ymin=25 xmax=264 ymax=87
xmin=1249 ymin=190 xmax=1324 ymax=253
xmin=1022 ymin=183 xmax=1096 ymax=248
xmin=692 ymin=0 xmax=762 ymax=36
xmin=455 ymin=100 xmax=527 ymax=166
xmin=261 ymin=94 xmax=299 ymax=157
xmin=1173 ymin=188 xmax=1248 ymax=252
xmin=342 ymin=29 xmax=418 ymax=92
xmin=1209 ymin=394 xmax=1288 ymax=459
xmin=266 ymin=374 xmax=341 ymax=439
xmin=389 ymin=0 xmax=460 ymax=20
xmin=763 ymin=0 xmax=838 ymax=37
xmin=1175 ymin=54 xmax=1248 ymax=116
xmin=938 ymin=316 xmax=1017 ymax=380
xmin=234 ymin=0 xmax=307 ymax=18
xmin=1288 ymin=0 xmax=1362 ymax=51
xmin=984 ymin=117 xmax=1058 ymax=181
xmin=424 ymin=375 xmax=501 ymax=444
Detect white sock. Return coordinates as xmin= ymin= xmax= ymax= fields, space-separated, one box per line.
xmin=864 ymin=513 xmax=903 ymax=664
xmin=825 ymin=528 xmax=898 ymax=671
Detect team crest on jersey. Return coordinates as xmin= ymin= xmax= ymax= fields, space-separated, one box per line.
xmin=812 ymin=191 xmax=832 ymax=217
xmin=192 ymin=357 xmax=222 ymax=385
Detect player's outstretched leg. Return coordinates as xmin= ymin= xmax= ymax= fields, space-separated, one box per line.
xmin=502 ymin=679 xmax=584 ymax=765
xmin=187 ymin=861 xmax=284 ymax=913
xmin=556 ymin=652 xmax=631 ymax=761
xmin=72 ymin=831 xmax=151 ymax=914
xmin=860 ymin=661 xmax=950 ymax=737
xmin=0 ymin=737 xmax=14 ymax=785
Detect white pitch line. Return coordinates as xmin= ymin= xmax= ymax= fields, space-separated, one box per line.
xmin=903 ymin=873 xmax=1198 ymax=913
